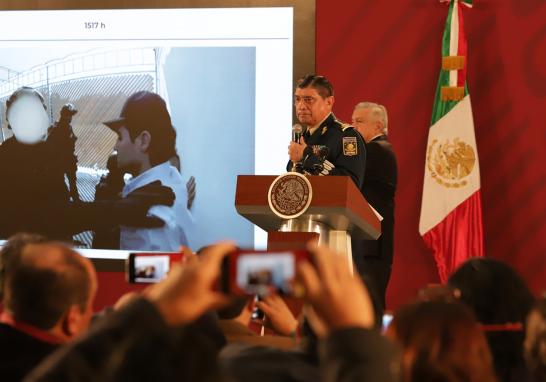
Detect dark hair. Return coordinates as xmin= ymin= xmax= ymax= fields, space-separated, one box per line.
xmin=4 ymin=243 xmax=91 ymax=330
xmin=112 ymin=91 xmax=177 ymax=166
xmin=0 ymin=232 xmax=47 ymax=299
xmin=525 ymin=297 xmax=546 ymax=382
xmin=296 ymin=74 xmax=334 ymax=99
xmin=448 ymin=258 xmax=535 ymax=382
xmin=388 ymin=301 xmax=497 ymax=382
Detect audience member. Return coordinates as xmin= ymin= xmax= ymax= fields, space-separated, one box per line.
xmin=296 ymin=244 xmax=399 ymax=382
xmin=386 ymin=300 xmax=497 ymax=382
xmin=448 ymin=258 xmax=535 ymax=382
xmin=25 ymin=242 xmax=399 ymax=382
xmin=524 ymin=296 xmax=546 ymax=382
xmin=217 ymin=295 xmax=298 ymax=351
xmin=221 ymin=345 xmax=320 ymax=382
xmin=25 ymin=242 xmax=235 ymax=382
xmin=218 ymin=294 xmax=311 ymax=382
xmin=0 ymin=233 xmax=47 ymax=300
xmin=256 ymin=294 xmax=299 ymax=337
xmin=0 ymin=235 xmax=97 ymax=382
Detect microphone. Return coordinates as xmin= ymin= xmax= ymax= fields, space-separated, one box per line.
xmin=292 ymin=123 xmax=303 ymax=143
xmin=290 ymin=123 xmax=304 ymax=173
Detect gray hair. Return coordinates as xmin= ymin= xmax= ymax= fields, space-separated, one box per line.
xmin=354 ymin=102 xmax=388 ymax=135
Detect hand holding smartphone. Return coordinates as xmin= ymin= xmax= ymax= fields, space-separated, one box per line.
xmin=127 ymin=248 xmax=311 ymax=298
xmin=222 ymin=249 xmax=311 ymax=296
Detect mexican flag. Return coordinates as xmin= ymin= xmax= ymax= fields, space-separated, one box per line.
xmin=419 ymin=0 xmax=484 ymax=282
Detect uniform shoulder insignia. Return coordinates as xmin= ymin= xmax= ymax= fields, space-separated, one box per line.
xmin=333 ymin=118 xmax=353 ymax=132
xmin=340 ymin=123 xmax=353 ymax=132
xmin=331 ymin=115 xmax=352 ymax=132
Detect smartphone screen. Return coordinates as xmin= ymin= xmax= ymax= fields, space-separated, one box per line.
xmin=225 ymin=249 xmax=310 ymax=296
xmin=127 ymin=252 xmax=184 ymax=283
xmin=382 ymin=313 xmax=393 ymax=332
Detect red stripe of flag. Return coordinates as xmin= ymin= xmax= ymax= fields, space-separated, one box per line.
xmin=422 ymin=190 xmax=484 ymax=282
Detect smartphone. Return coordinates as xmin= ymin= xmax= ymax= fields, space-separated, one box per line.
xmin=382 ymin=313 xmax=393 ymax=332
xmin=251 ymin=295 xmax=265 ymax=320
xmin=126 ymin=252 xmax=185 ymax=283
xmin=222 ymin=249 xmax=311 ymax=296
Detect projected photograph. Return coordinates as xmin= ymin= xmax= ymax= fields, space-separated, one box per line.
xmin=0 ymin=46 xmax=256 ymax=251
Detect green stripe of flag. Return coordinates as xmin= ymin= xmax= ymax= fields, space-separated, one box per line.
xmin=430 ymin=0 xmax=469 ymax=126
xmin=441 ymin=0 xmax=454 ymax=57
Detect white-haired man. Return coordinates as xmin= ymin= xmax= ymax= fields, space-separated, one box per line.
xmin=351 ymin=102 xmax=398 ymax=315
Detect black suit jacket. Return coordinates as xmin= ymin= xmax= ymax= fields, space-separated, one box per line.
xmin=359 ymin=135 xmax=398 ymax=263
xmin=0 ymin=323 xmax=58 ymax=382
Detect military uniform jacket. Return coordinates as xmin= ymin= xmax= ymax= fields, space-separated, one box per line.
xmin=286 ymin=113 xmax=366 ymax=188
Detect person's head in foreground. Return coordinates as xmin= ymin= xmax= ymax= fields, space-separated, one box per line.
xmin=2 ymin=238 xmax=97 ymax=341
xmin=448 ymin=257 xmax=535 ymax=382
xmin=524 ymin=296 xmax=546 ymax=382
xmin=386 ymin=300 xmax=497 ymax=382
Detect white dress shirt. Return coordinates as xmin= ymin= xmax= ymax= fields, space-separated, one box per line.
xmin=120 ymin=161 xmax=194 ymax=251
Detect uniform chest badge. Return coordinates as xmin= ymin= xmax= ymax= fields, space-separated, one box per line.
xmin=343 ymin=137 xmax=358 ymax=156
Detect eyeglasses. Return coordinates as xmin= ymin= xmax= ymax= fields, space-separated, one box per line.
xmin=294 ymin=96 xmax=317 ymax=106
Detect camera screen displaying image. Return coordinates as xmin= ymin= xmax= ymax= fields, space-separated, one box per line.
xmin=235 ymin=252 xmax=296 ymax=295
xmin=133 ymin=255 xmax=170 ymax=283
xmin=127 ymin=252 xmax=184 ymax=283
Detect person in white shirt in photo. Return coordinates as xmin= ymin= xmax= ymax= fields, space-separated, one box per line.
xmin=103 ymin=91 xmax=193 ymax=251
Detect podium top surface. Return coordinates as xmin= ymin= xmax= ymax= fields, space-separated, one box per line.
xmin=235 ymin=175 xmax=381 ymax=240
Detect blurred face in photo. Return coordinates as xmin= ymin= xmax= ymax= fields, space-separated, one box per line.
xmin=7 ymin=94 xmax=49 ymax=145
xmin=294 ymin=86 xmax=333 ymax=127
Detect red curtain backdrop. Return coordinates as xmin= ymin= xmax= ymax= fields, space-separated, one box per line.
xmin=315 ymin=0 xmax=546 ymax=308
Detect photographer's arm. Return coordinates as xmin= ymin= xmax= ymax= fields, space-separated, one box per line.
xmin=296 ymin=245 xmax=399 ymax=382
xmin=256 ymin=294 xmax=299 ymax=337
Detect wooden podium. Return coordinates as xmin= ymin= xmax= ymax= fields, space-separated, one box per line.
xmin=235 ymin=175 xmax=381 ymax=269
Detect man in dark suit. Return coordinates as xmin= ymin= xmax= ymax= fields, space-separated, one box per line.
xmin=351 ymin=102 xmax=398 ymax=316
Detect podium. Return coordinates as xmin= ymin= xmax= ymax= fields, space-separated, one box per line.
xmin=235 ymin=175 xmax=381 ymax=269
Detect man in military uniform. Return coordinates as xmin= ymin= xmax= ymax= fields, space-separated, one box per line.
xmin=287 ymin=75 xmax=366 ymax=188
